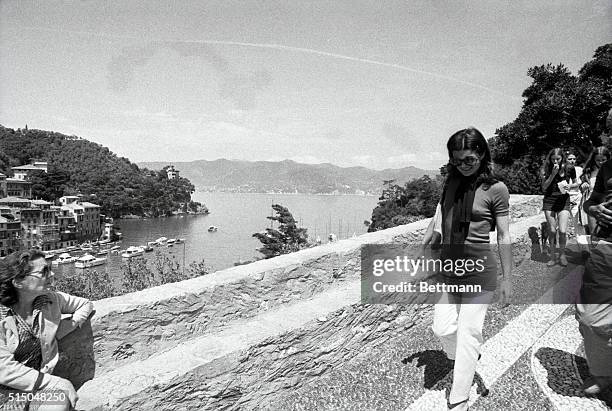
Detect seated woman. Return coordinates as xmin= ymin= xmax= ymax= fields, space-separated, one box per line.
xmin=577 ymin=156 xmax=612 ymax=395
xmin=0 ymin=249 xmax=94 ymax=411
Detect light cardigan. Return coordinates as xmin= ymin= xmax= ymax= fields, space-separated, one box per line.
xmin=0 ymin=291 xmax=93 ymax=392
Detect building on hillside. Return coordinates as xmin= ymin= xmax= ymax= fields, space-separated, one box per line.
xmin=55 ymin=207 xmax=78 ymax=249
xmin=0 ymin=197 xmax=32 ymax=209
xmin=59 ymin=195 xmax=80 ymax=206
xmin=20 ymin=201 xmax=59 ymax=251
xmin=0 ymin=173 xmax=6 ymax=197
xmin=11 ymin=162 xmax=48 ymax=180
xmin=166 ymin=165 xmax=179 ymax=180
xmin=60 ymin=196 xmax=102 ymax=242
xmin=5 ymin=179 xmax=32 ymax=198
xmin=0 ymin=215 xmax=21 ymax=257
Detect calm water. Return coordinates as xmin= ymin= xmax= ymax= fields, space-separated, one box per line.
xmin=53 ymin=193 xmax=380 ymax=279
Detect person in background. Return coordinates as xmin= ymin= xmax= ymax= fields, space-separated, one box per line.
xmin=0 ymin=249 xmax=94 ymax=411
xmin=541 ymin=148 xmax=577 ymax=267
xmin=579 ymin=146 xmax=611 ymax=234
xmin=427 ymin=128 xmax=512 ymax=411
xmin=576 ymin=153 xmax=612 ymax=395
xmin=566 ymin=151 xmax=584 ymax=235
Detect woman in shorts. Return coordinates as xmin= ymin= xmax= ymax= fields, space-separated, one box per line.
xmin=541 ymin=148 xmax=578 ymax=266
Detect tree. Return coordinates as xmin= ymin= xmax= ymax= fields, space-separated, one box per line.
xmin=253 ymin=204 xmax=309 ymax=258
xmin=489 ymin=43 xmax=612 ymax=194
xmin=368 ymin=175 xmax=443 ymax=232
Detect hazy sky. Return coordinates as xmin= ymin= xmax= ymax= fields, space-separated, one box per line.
xmin=1 ymin=1 xmax=610 ymax=169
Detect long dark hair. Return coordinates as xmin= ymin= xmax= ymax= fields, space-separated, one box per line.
xmin=582 ymin=146 xmax=611 ymax=182
xmin=541 ymin=148 xmax=568 ymax=178
xmin=445 ymin=127 xmax=498 ymax=189
xmin=0 ymin=249 xmax=46 ymax=306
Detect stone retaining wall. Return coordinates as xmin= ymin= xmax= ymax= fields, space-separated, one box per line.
xmin=64 ymin=195 xmax=543 ymax=408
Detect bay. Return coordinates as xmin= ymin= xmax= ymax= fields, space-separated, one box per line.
xmin=53 ymin=192 xmax=380 ymax=280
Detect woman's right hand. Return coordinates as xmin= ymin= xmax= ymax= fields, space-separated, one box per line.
xmin=552 ymin=164 xmax=560 ymax=175
xmin=580 ymin=182 xmax=590 ymax=192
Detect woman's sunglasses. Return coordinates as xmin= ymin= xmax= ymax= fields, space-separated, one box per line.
xmin=26 ymin=265 xmax=53 ymax=280
xmin=450 ymin=156 xmax=479 ymax=167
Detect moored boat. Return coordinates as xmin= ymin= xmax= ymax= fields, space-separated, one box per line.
xmin=208 ymin=226 xmax=218 ymax=232
xmin=121 ymin=246 xmax=145 ymax=258
xmin=52 ymin=253 xmax=78 ymax=265
xmin=75 ymin=254 xmax=106 ymax=268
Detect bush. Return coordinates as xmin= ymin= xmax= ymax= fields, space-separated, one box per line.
xmin=52 ymin=252 xmax=210 ymax=300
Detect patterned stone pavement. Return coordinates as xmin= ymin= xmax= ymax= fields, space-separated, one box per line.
xmin=270 ymin=244 xmax=611 ymax=410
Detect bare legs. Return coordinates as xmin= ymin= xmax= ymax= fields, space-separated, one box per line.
xmin=544 ymin=209 xmax=570 ymax=266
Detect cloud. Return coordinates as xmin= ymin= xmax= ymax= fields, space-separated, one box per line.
xmin=107 ymin=45 xmax=157 ymax=92
xmin=107 ymin=41 xmax=272 ymax=110
xmin=219 ymin=70 xmax=272 ymax=110
xmin=382 ymin=122 xmax=423 ymax=150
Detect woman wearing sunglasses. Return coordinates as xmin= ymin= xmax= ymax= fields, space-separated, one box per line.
xmin=0 ymin=249 xmax=94 ymax=411
xmin=540 ymin=148 xmax=578 ymax=266
xmin=425 ymin=128 xmax=512 ymax=410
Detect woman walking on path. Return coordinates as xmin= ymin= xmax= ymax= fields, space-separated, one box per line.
xmin=578 ymin=146 xmax=611 ymax=234
xmin=0 ymin=249 xmax=94 ymax=411
xmin=566 ymin=151 xmax=585 ymax=235
xmin=424 ymin=128 xmax=512 ymax=411
xmin=576 ymin=155 xmax=612 ymax=395
xmin=541 ymin=148 xmax=578 ymax=267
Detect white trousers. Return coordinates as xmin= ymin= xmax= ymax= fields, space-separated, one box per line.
xmin=432 ymin=291 xmax=493 ymax=403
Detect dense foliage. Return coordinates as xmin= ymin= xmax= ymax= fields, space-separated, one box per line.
xmin=53 ymin=252 xmax=209 ymax=300
xmin=368 ymin=43 xmax=611 ymax=229
xmin=489 ymin=44 xmax=612 ymax=193
xmin=368 ymin=176 xmax=443 ymax=231
xmin=253 ymin=204 xmax=309 ymax=258
xmin=0 ymin=125 xmax=205 ymax=218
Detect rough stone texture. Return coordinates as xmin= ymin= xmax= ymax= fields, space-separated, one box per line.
xmin=81 ymin=223 xmax=428 ymax=375
xmin=68 ymin=195 xmax=543 ymax=408
xmin=109 ymin=303 xmax=432 ymax=411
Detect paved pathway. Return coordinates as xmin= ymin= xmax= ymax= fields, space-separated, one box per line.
xmin=272 ymin=243 xmax=612 ymax=410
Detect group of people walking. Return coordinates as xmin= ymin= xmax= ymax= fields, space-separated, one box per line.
xmin=541 ymin=145 xmax=611 ymax=266
xmin=424 ymin=128 xmax=611 ymax=410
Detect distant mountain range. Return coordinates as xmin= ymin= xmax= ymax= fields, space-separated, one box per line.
xmin=138 ymin=159 xmax=439 ymax=195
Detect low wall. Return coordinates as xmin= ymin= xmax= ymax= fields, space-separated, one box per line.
xmin=66 ymin=195 xmax=543 ymax=409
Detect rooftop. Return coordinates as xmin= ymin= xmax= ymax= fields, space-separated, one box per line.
xmin=0 ymin=197 xmax=31 ymax=204
xmin=12 ymin=164 xmax=47 ymax=170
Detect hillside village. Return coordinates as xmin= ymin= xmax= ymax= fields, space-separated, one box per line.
xmin=0 ymin=161 xmax=183 ymax=257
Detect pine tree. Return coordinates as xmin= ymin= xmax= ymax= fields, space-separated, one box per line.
xmin=253 ymin=204 xmax=309 ymax=258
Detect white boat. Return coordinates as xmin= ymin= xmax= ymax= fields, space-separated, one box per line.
xmin=143 ymin=244 xmax=154 ymax=252
xmin=52 ymin=253 xmax=78 ymax=265
xmin=175 ymin=238 xmax=185 ymax=244
xmin=208 ymin=226 xmax=218 ymax=232
xmin=75 ymin=254 xmax=106 ymax=268
xmin=155 ymin=237 xmax=168 ymax=245
xmin=121 ymin=246 xmax=145 ymax=258
xmin=147 ymin=241 xmax=158 ymax=247
xmin=167 ymin=239 xmax=176 ymax=247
